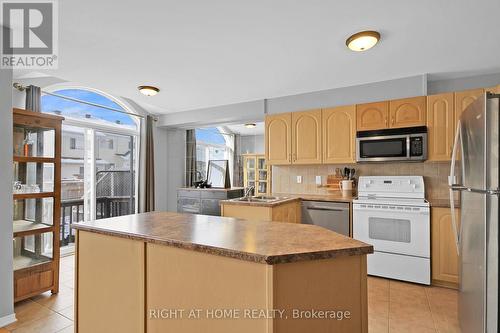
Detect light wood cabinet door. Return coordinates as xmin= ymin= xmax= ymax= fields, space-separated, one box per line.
xmin=485 ymin=85 xmax=500 ymax=94
xmin=356 ymin=101 xmax=389 ymax=131
xmin=291 ymin=109 xmax=322 ymax=164
xmin=431 ymin=207 xmax=460 ymax=288
xmin=454 ymin=88 xmax=484 ymax=128
xmin=322 ymin=105 xmax=356 ymax=163
xmin=265 ymin=113 xmax=292 ymax=165
xmin=427 ymin=93 xmax=454 ymax=161
xmin=389 ymin=96 xmax=426 ymax=128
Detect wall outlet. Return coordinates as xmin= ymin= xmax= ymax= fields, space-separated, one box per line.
xmin=296 ymin=175 xmax=302 ymax=184
xmin=315 ymin=175 xmax=322 ymax=186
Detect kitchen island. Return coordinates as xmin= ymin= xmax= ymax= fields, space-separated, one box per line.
xmin=72 ymin=211 xmax=373 ymax=333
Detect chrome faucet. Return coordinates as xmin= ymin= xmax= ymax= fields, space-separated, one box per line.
xmin=244 ymin=185 xmax=255 ymax=198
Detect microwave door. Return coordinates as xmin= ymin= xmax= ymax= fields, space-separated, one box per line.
xmin=357 ymin=135 xmax=409 ymax=162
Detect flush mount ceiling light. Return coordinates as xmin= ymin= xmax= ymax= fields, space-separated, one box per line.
xmin=346 ymin=30 xmax=380 ymax=52
xmin=244 ymin=123 xmax=257 ymax=129
xmin=138 ymin=85 xmax=160 ymax=96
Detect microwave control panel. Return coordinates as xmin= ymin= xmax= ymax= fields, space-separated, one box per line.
xmin=410 ymin=137 xmax=423 ymax=156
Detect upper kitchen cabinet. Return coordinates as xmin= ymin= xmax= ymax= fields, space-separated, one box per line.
xmin=389 ymin=96 xmax=426 ymax=128
xmin=292 ymin=110 xmax=322 ymax=164
xmin=356 ymin=101 xmax=389 ymax=131
xmin=427 ymin=93 xmax=454 ymax=161
xmin=485 ymin=85 xmax=500 ymax=94
xmin=265 ymin=113 xmax=292 ymax=165
xmin=454 ymin=88 xmax=484 ymax=127
xmin=322 ymin=106 xmax=356 ymax=163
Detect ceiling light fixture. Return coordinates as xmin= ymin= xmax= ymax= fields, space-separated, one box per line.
xmin=346 ymin=30 xmax=380 ymax=52
xmin=138 ymin=85 xmax=160 ymax=96
xmin=244 ymin=123 xmax=256 ymax=129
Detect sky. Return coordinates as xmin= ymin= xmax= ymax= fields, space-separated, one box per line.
xmin=195 ymin=128 xmax=226 ymax=145
xmin=41 ymin=89 xmax=137 ymax=127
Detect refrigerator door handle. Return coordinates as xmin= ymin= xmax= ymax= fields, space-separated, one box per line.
xmin=449 ymin=120 xmax=463 ymax=255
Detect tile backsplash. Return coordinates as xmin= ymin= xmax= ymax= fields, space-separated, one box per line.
xmin=272 ymin=162 xmax=456 ymax=201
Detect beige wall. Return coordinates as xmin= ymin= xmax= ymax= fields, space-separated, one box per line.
xmin=272 ymin=162 xmax=455 ymax=202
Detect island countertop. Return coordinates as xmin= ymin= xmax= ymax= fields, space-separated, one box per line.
xmin=72 ymin=211 xmax=373 ymax=264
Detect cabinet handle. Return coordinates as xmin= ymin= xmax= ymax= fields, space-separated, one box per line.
xmin=385 ymin=117 xmax=388 ymax=126
xmin=391 ymin=116 xmax=395 ymax=125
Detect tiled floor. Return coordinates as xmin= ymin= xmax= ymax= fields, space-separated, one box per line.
xmin=2 ymin=255 xmax=75 ymax=333
xmin=1 ymin=255 xmax=460 ymax=333
xmin=368 ymin=276 xmax=460 ymax=333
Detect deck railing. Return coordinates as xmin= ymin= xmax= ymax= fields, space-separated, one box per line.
xmin=60 ymin=196 xmax=134 ymax=246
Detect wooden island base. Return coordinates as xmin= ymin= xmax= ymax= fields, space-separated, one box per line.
xmin=74 ymin=212 xmax=372 ymax=333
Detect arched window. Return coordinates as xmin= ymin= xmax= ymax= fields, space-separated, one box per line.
xmin=41 ymin=88 xmax=138 ymax=131
xmin=195 ymin=127 xmax=233 ymax=181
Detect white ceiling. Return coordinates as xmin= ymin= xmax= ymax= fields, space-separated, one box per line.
xmin=226 ymin=122 xmax=265 ymax=136
xmin=15 ymin=0 xmax=500 ymax=114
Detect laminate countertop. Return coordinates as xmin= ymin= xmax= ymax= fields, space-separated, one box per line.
xmin=273 ymin=192 xmax=357 ymax=203
xmin=72 ymin=211 xmax=372 ymax=265
xmin=220 ymin=192 xmax=356 ymax=207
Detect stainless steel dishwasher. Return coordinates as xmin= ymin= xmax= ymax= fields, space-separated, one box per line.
xmin=301 ymin=201 xmax=350 ymax=236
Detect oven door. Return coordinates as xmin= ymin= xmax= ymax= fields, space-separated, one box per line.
xmin=356 ymin=135 xmax=409 ymax=162
xmin=353 ymin=204 xmax=430 ymax=258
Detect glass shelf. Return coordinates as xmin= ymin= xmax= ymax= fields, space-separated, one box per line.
xmin=13 ymin=232 xmax=53 ymax=271
xmin=13 ymin=161 xmax=54 ymax=194
xmin=14 ymin=197 xmax=54 ymax=226
xmin=13 ymin=125 xmax=55 ymax=158
xmin=13 ymin=220 xmax=53 ymax=237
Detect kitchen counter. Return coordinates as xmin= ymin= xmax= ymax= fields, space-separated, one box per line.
xmin=73 ymin=212 xmax=372 ymax=333
xmin=220 ymin=196 xmax=300 ymax=207
xmin=72 ymin=211 xmax=371 ymax=264
xmin=272 ymin=191 xmax=357 ymax=203
xmin=219 ymin=192 xmax=356 ymax=208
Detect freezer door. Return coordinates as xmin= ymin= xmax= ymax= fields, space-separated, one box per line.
xmin=460 ymin=95 xmax=487 ymax=191
xmin=486 ymin=96 xmax=500 ymax=192
xmin=459 ymin=190 xmax=486 ymax=333
xmin=460 ymin=95 xmax=500 ymax=192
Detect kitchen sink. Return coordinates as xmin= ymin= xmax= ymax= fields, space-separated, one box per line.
xmin=232 ymin=196 xmax=287 ymax=203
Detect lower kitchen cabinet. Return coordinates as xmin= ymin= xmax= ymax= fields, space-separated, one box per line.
xmin=431 ymin=207 xmax=460 ymax=288
xmin=221 ymin=200 xmax=301 ymax=224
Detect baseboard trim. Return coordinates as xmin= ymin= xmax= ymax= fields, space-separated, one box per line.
xmin=0 ymin=313 xmax=17 ymax=328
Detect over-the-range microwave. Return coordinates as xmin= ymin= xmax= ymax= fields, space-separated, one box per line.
xmin=356 ymin=126 xmax=427 ymax=162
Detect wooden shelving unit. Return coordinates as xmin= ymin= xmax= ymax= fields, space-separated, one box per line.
xmin=12 ymin=108 xmax=63 ymax=302
xmin=242 ymin=154 xmax=271 ymax=195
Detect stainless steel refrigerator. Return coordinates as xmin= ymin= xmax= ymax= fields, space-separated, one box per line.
xmin=449 ymin=92 xmax=499 ymax=333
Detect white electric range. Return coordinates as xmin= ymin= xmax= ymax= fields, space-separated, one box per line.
xmin=353 ymin=176 xmax=430 ymax=285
